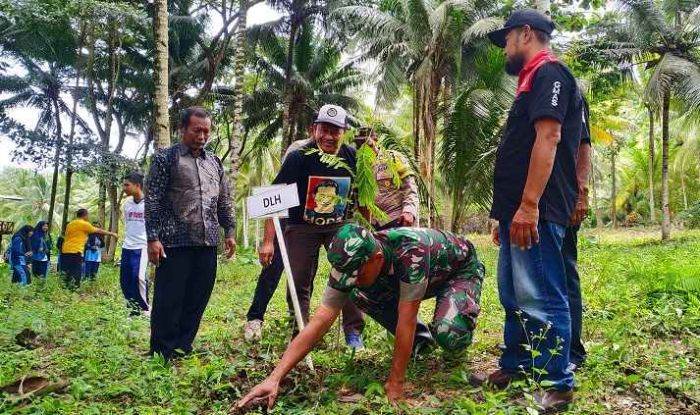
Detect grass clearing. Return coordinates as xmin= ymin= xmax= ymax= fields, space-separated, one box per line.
xmin=2 ymin=229 xmax=700 ymax=414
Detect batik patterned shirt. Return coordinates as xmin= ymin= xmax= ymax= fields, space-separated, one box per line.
xmin=145 ymin=143 xmax=236 ymax=247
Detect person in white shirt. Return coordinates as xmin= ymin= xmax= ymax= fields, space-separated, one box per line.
xmin=120 ymin=172 xmax=150 ymax=315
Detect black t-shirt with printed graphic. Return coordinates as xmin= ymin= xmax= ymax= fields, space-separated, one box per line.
xmin=490 ymin=62 xmax=584 ymax=226
xmin=273 ymin=142 xmax=357 ymax=225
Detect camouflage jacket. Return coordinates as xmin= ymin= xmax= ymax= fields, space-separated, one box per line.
xmin=323 ymin=227 xmax=480 ymax=307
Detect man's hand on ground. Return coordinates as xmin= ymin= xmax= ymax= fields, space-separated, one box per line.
xmin=224 ymin=237 xmax=237 ymax=259
xmin=147 ymin=240 xmax=166 ymax=267
xmin=258 ymin=241 xmax=274 ymax=267
xmin=510 ymin=202 xmax=539 ymax=250
xmin=237 ymin=378 xmax=280 ymax=410
xmin=384 ymin=380 xmax=405 ymax=404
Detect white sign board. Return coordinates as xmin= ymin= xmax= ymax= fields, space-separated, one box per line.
xmin=247 ymin=183 xmax=300 ymax=219
xmin=251 ymin=185 xmax=289 ymax=219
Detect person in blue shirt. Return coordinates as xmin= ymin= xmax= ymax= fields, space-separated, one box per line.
xmin=31 ymin=221 xmax=51 ymax=279
xmin=10 ymin=225 xmax=33 ymax=286
xmin=83 ymin=222 xmax=104 ymax=280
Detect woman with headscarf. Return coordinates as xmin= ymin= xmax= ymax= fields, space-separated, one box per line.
xmin=31 ymin=221 xmax=50 ymax=279
xmin=10 ymin=225 xmax=33 ymax=286
xmin=83 ymin=222 xmax=104 ymax=280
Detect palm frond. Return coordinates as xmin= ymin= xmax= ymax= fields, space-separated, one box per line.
xmin=462 ymin=17 xmax=503 ymax=43
xmin=618 ymin=0 xmax=673 ymax=45
xmin=403 ymin=0 xmax=432 ymax=48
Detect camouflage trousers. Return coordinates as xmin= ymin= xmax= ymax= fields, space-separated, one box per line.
xmin=349 ymin=256 xmax=485 ymax=352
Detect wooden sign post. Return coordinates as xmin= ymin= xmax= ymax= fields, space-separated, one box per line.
xmin=247 ymin=184 xmax=315 ymax=371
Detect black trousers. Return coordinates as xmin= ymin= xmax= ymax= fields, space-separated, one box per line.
xmin=563 ymin=226 xmax=587 ymax=366
xmin=60 ymin=253 xmax=83 ymax=288
xmin=284 ymin=224 xmax=365 ymax=336
xmin=150 ymin=246 xmax=217 ymax=359
xmin=247 ymin=238 xmax=288 ymax=321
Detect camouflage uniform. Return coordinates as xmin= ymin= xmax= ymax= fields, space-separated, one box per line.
xmin=373 ymin=150 xmax=419 ymax=229
xmin=323 ymin=224 xmax=485 ymax=352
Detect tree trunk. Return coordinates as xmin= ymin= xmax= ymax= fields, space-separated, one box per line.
xmin=153 ymin=0 xmax=171 ymax=149
xmin=61 ymin=22 xmax=86 ymax=234
xmin=98 ymin=181 xmax=106 ymax=227
xmin=47 ymin=120 xmax=62 ymax=234
xmin=104 ymin=185 xmax=120 ymax=262
xmin=611 ymin=150 xmax=617 ymax=228
xmin=280 ymin=21 xmax=299 ymax=156
xmin=228 ymin=0 xmax=247 ymax=249
xmin=412 ymin=85 xmax=420 ymax=161
xmin=680 ymin=164 xmax=688 ymax=210
xmin=647 ymin=105 xmax=656 ymax=223
xmin=661 ymin=91 xmax=671 ymax=241
xmin=421 ymin=76 xmax=439 ymax=228
xmin=242 ymin=200 xmax=249 ymax=249
xmin=60 ymin=170 xmax=73 ymax=234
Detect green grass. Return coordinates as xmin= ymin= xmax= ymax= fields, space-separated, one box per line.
xmin=2 ymin=229 xmax=700 ymax=414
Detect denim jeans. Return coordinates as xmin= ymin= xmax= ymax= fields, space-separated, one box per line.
xmin=12 ymin=264 xmax=30 ymax=286
xmin=497 ymin=221 xmax=574 ymax=391
xmin=563 ymin=225 xmax=586 ymax=366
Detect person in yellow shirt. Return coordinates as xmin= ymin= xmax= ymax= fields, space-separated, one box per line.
xmin=60 ymin=208 xmax=117 ymax=288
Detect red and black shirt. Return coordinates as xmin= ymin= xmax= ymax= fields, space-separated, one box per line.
xmin=490 ymin=60 xmax=584 ymax=226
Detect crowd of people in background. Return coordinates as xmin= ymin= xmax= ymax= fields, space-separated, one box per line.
xmin=3 ymin=174 xmax=150 ymax=318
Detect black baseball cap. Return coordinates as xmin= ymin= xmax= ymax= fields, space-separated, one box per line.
xmin=487 ymin=9 xmax=555 ymax=48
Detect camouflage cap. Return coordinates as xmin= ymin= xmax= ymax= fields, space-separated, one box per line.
xmin=327 ymin=223 xmax=377 ymax=289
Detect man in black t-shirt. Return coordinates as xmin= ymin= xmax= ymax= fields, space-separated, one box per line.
xmin=257 ymin=104 xmax=365 ymax=349
xmin=563 ymin=95 xmax=592 ymax=372
xmin=470 ymin=9 xmax=584 ymax=411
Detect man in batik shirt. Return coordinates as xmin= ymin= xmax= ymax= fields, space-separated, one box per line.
xmin=237 ymin=224 xmax=484 ymax=409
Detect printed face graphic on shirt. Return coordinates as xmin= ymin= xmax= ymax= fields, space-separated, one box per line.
xmin=304 ymin=176 xmax=351 ymax=225
xmin=314 ymin=184 xmax=338 ymax=214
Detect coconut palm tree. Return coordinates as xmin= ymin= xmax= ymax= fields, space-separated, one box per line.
xmin=440 ymin=46 xmax=514 ymax=231
xmin=0 ymin=56 xmax=86 ymax=234
xmin=332 ymin=0 xmax=499 ymax=226
xmin=240 ymin=26 xmax=362 ymax=149
xmin=259 ymin=0 xmax=335 ymax=153
xmin=0 ymin=169 xmax=63 ymax=230
xmin=587 ymin=0 xmax=700 ymax=240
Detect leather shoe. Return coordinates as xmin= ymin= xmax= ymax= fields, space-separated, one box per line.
xmin=532 ymin=389 xmax=574 ymax=413
xmin=469 ymin=369 xmax=522 ymax=390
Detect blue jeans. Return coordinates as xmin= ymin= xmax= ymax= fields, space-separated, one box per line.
xmin=497 ymin=221 xmax=573 ymax=391
xmin=563 ymin=226 xmax=586 ymax=366
xmin=12 ymin=264 xmax=30 ymax=286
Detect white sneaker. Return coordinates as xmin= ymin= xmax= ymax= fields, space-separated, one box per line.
xmin=244 ymin=319 xmax=263 ymax=342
